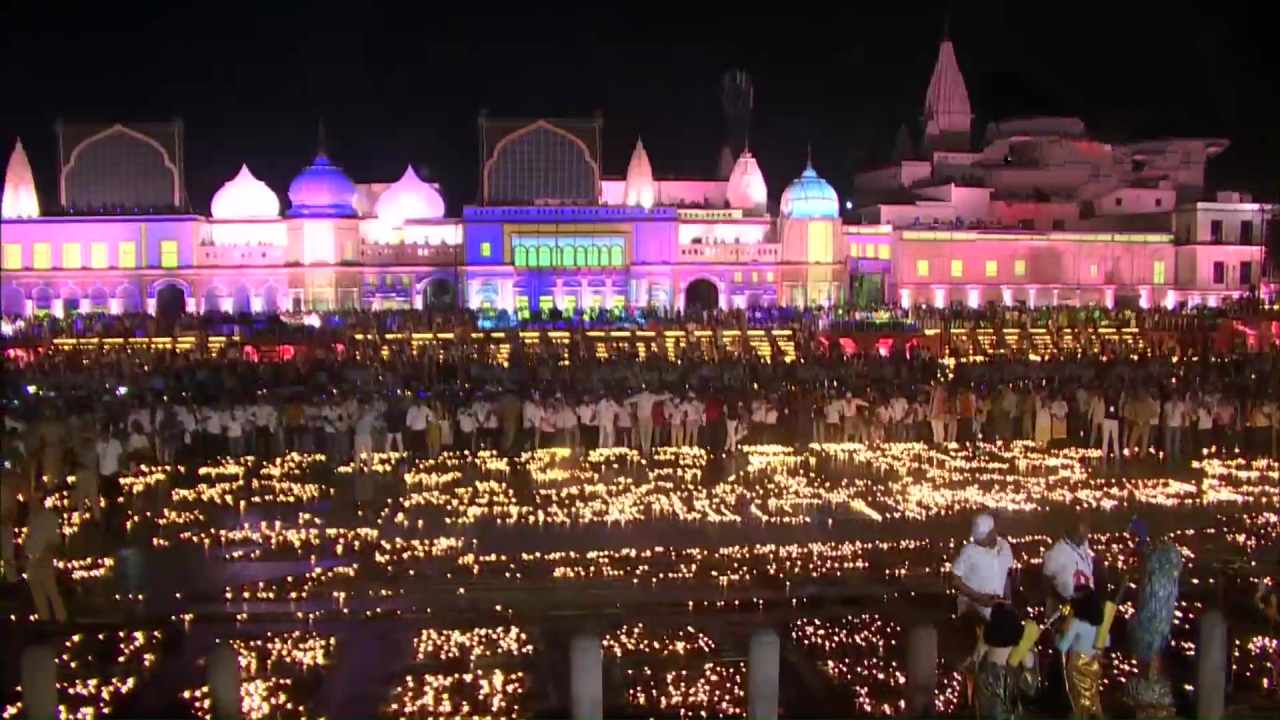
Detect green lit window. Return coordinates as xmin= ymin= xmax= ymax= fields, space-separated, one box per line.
xmin=537 ymin=245 xmax=552 ymax=267
xmin=563 ymin=294 xmax=577 ymax=314
xmin=985 ymin=260 xmax=998 ymax=278
xmin=587 ymin=245 xmax=601 ymax=267
xmin=950 ymin=259 xmax=963 ymax=278
xmin=160 ymin=240 xmax=179 ymax=269
xmin=539 ymin=295 xmax=554 ymax=313
xmin=33 ymin=243 xmax=51 ymax=270
xmin=480 ymin=241 xmax=492 ymax=258
xmin=62 ymin=243 xmax=82 ymax=269
xmin=1014 ymin=259 xmax=1026 ymax=277
xmin=514 ymin=245 xmax=527 ymax=267
xmin=575 ymin=245 xmax=587 ymax=267
xmin=515 ymin=295 xmax=530 ymax=319
xmin=562 ymin=245 xmax=575 ymax=267
xmin=915 ymin=259 xmax=929 ymax=278
xmin=118 ymin=242 xmax=136 ymax=268
xmin=2 ymin=244 xmax=21 ymax=270
xmin=1153 ymin=260 xmax=1166 ymax=285
xmin=609 ymin=244 xmax=623 ymax=267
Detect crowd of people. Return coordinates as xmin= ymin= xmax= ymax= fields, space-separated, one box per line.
xmin=3 ymin=331 xmax=1279 ymax=488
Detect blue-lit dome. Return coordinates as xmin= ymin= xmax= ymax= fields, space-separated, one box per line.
xmin=780 ymin=162 xmax=839 ymax=219
xmin=287 ymin=152 xmax=357 ymax=218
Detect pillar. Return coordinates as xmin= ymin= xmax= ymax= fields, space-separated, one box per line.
xmin=207 ymin=643 xmax=241 ymax=720
xmin=569 ymin=633 xmax=602 ymax=720
xmin=905 ymin=624 xmax=938 ymax=718
xmin=1196 ymin=610 xmax=1227 ymax=720
xmin=748 ymin=628 xmax=780 ymax=720
xmin=21 ymin=644 xmax=57 ymax=720
xmin=50 ymin=298 xmax=64 ymax=318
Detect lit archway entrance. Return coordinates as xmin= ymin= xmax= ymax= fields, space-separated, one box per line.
xmin=685 ymin=278 xmax=719 ymax=315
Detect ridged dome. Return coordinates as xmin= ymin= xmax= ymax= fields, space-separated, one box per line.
xmin=287 ymin=152 xmax=357 ymax=218
xmin=780 ymin=162 xmax=839 ymax=219
xmin=726 ymin=150 xmax=767 ymax=212
xmin=211 ymin=164 xmax=279 ymax=219
xmin=374 ymin=165 xmax=445 ymax=226
xmin=622 ymin=138 xmax=655 ymax=209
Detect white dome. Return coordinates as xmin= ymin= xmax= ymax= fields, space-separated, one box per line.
xmin=726 ymin=150 xmax=767 ymax=212
xmin=210 ymin=164 xmax=280 ymax=219
xmin=374 ymin=165 xmax=445 ymax=226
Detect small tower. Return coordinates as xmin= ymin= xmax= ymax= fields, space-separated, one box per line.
xmin=622 ymin=138 xmax=656 ymax=209
xmin=921 ymin=36 xmax=973 ymax=153
xmin=2 ymin=139 xmax=40 ymax=219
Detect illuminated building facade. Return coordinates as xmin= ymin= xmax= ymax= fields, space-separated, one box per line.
xmin=0 ymin=43 xmax=1273 ymax=318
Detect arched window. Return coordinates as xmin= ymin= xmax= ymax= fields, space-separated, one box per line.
xmin=587 ymin=245 xmax=600 ymax=267
xmin=537 ymin=245 xmax=552 ymax=268
xmin=514 ymin=245 xmax=527 ymax=267
xmin=562 ymin=245 xmax=575 ymax=267
xmin=609 ymin=244 xmax=624 ymax=267
xmin=575 ymin=245 xmax=587 ymax=267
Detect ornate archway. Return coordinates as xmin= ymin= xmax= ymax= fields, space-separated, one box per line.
xmin=685 ymin=278 xmax=720 ymax=315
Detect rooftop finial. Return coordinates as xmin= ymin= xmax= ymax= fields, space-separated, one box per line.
xmin=806 ymin=141 xmax=813 ymax=168
xmin=942 ymin=7 xmax=951 ymax=40
xmin=317 ymin=118 xmax=327 ymax=155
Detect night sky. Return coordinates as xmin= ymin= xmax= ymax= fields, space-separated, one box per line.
xmin=2 ymin=2 xmax=1275 ymax=215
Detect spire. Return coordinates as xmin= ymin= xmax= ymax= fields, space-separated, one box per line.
xmin=922 ymin=36 xmax=973 ymax=152
xmin=623 ymin=137 xmax=656 ymax=209
xmin=317 ymin=119 xmax=328 ymax=156
xmin=2 ymin=138 xmax=40 ymax=219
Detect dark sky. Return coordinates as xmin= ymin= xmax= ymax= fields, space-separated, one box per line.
xmin=2 ymin=2 xmax=1276 ymax=214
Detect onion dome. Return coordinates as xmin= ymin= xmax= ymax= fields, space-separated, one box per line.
xmin=374 ymin=165 xmax=445 ymax=226
xmin=287 ymin=152 xmax=357 ymax=218
xmin=726 ymin=150 xmax=767 ymax=212
xmin=210 ymin=164 xmax=280 ymax=219
xmin=622 ymin=138 xmax=656 ymax=209
xmin=2 ymin=139 xmax=40 ymax=219
xmin=780 ymin=162 xmax=839 ymax=219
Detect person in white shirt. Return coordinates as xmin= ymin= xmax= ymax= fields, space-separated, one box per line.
xmin=538 ymin=399 xmax=559 ymax=446
xmin=821 ymin=396 xmax=843 ymax=444
xmin=1195 ymin=398 xmax=1214 ymax=459
xmin=616 ymin=398 xmax=634 ymax=448
xmin=951 ymin=513 xmax=1015 ymax=620
xmin=576 ymin=399 xmax=597 ymax=452
xmin=523 ymin=397 xmax=544 ymax=449
xmin=25 ymin=506 xmax=67 ymax=622
xmin=1163 ymin=393 xmax=1186 ymax=465
xmin=406 ymin=401 xmax=429 ymax=452
xmin=96 ymin=430 xmax=124 ymax=481
xmin=458 ymin=406 xmax=478 ymax=452
xmin=354 ymin=404 xmax=376 ymax=458
xmin=629 ymin=389 xmax=664 ymax=455
xmin=556 ymin=401 xmax=580 ymax=450
xmin=596 ymin=397 xmax=619 ymax=448
xmin=682 ymin=395 xmax=703 ymax=448
xmin=1041 ymin=517 xmax=1094 ymax=616
xmin=1088 ymin=390 xmax=1106 ymax=448
xmin=225 ymin=404 xmax=246 ymax=457
xmin=254 ymin=401 xmax=278 ymax=458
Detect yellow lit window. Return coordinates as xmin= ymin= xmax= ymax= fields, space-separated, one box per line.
xmin=62 ymin=243 xmax=82 ymax=269
xmin=118 ymin=241 xmax=137 ymax=268
xmin=733 ymin=271 xmax=743 ymax=283
xmin=90 ymin=242 xmax=109 ymax=269
xmin=751 ymin=271 xmax=759 ymax=282
xmin=1153 ymin=260 xmax=1166 ymax=285
xmin=2 ymin=244 xmax=21 ymax=270
xmin=34 ymin=243 xmax=51 ymax=269
xmin=1089 ymin=263 xmax=1099 ymax=279
xmin=765 ymin=271 xmax=774 ymax=282
xmin=877 ymin=243 xmax=891 ymax=260
xmin=950 ymin=259 xmax=963 ymax=278
xmin=863 ymin=244 xmax=876 ymax=259
xmin=480 ymin=242 xmax=491 ymax=258
xmin=916 ymin=259 xmax=930 ymax=277
xmin=985 ymin=260 xmax=998 ymax=278
xmin=160 ymin=240 xmax=179 ymax=269
xmin=806 ymin=223 xmax=834 ymax=263
xmin=1014 ymin=259 xmax=1026 ymax=277
xmin=850 ymin=243 xmax=860 ymax=257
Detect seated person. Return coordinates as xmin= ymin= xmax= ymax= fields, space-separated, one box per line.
xmin=975 ymin=602 xmax=1040 ymax=720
